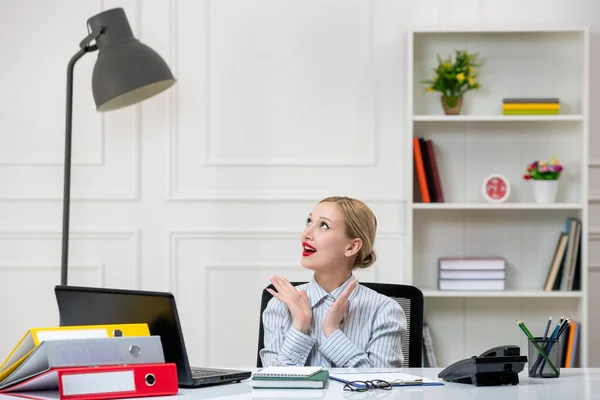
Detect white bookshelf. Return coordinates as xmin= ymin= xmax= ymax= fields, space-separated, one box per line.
xmin=421 ymin=290 xmax=585 ymax=298
xmin=413 ymin=115 xmax=584 ymax=122
xmin=406 ymin=27 xmax=589 ymax=367
xmin=413 ymin=203 xmax=583 ymax=210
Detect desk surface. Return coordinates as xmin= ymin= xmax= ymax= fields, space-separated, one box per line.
xmin=1 ymin=368 xmax=599 ymax=400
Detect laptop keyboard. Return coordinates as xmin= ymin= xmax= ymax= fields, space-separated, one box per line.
xmin=191 ymin=368 xmax=227 ymax=378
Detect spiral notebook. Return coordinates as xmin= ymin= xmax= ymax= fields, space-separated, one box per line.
xmin=253 ymin=366 xmax=323 ymax=378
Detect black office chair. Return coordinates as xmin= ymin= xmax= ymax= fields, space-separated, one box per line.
xmin=256 ymin=281 xmax=424 ymax=368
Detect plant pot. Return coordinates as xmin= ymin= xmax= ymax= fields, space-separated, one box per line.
xmin=533 ymin=180 xmax=558 ymax=203
xmin=441 ymin=96 xmax=463 ymax=115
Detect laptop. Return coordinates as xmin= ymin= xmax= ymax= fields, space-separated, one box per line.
xmin=54 ymin=285 xmax=252 ymax=388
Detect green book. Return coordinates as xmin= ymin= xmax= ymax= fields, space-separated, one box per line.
xmin=502 ymin=110 xmax=560 ymax=115
xmin=251 ymin=369 xmax=329 ymax=389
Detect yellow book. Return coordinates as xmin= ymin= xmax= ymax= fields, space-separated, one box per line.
xmin=0 ymin=323 xmax=149 ymax=383
xmin=503 ymin=103 xmax=560 ymax=110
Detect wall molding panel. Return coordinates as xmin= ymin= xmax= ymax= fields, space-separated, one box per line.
xmin=0 ymin=229 xmax=142 ymax=288
xmin=0 ymin=0 xmax=141 ymax=202
xmin=166 ymin=0 xmax=396 ymax=201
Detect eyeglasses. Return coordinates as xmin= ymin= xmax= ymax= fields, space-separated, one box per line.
xmin=343 ymin=380 xmax=392 ymax=392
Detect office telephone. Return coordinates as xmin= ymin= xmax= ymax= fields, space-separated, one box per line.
xmin=438 ymin=345 xmax=528 ymax=386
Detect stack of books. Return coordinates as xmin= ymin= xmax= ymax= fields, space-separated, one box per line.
xmin=502 ymin=97 xmax=560 ymax=115
xmin=0 ymin=323 xmax=178 ymax=399
xmin=438 ymin=257 xmax=506 ymax=291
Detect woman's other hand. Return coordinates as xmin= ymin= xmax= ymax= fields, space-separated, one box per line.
xmin=322 ymin=278 xmax=359 ymax=337
xmin=267 ymin=276 xmax=313 ymax=334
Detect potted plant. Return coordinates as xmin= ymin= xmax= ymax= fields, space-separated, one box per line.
xmin=420 ymin=49 xmax=483 ymax=115
xmin=523 ymin=156 xmax=563 ymax=203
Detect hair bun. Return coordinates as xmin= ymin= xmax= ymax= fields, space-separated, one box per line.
xmin=357 ymin=250 xmax=376 ymax=269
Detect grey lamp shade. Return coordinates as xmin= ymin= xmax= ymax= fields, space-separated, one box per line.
xmin=88 ymin=8 xmax=176 ymax=112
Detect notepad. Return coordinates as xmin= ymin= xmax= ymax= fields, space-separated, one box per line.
xmin=253 ymin=366 xmax=323 ymax=378
xmin=251 ymin=370 xmax=329 ymax=389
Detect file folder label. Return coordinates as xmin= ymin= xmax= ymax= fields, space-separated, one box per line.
xmin=62 ymin=371 xmax=135 ymax=396
xmin=35 ymin=330 xmax=109 ymax=342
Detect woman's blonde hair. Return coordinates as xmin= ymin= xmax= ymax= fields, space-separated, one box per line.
xmin=319 ymin=196 xmax=377 ymax=269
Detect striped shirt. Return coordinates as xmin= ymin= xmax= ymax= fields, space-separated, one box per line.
xmin=259 ymin=274 xmax=407 ymax=368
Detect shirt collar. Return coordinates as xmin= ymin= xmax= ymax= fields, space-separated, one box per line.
xmin=306 ymin=273 xmax=360 ymax=309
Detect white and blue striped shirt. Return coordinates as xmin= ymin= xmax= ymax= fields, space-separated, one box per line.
xmin=259 ymin=274 xmax=407 ymax=368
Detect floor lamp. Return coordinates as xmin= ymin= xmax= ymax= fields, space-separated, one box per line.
xmin=60 ymin=8 xmax=176 ymax=285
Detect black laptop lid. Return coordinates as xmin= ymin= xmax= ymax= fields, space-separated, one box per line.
xmin=54 ymin=285 xmax=193 ymax=385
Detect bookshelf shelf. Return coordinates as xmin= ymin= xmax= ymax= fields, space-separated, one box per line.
xmin=412 ymin=203 xmax=583 ymax=210
xmin=407 ymin=27 xmax=589 ymax=368
xmin=422 ymin=290 xmax=584 ymax=298
xmin=413 ymin=115 xmax=584 ymax=122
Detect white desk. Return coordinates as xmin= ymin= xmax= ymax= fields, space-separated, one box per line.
xmin=2 ymin=368 xmax=599 ymax=400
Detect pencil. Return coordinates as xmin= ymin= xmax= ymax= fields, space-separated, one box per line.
xmin=517 ymin=319 xmax=559 ymax=376
xmin=550 ymin=316 xmax=565 ymax=340
xmin=543 ymin=317 xmax=552 ymax=339
xmin=557 ymin=317 xmax=571 ymax=339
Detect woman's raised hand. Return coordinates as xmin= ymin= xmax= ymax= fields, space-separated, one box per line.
xmin=322 ymin=278 xmax=359 ymax=337
xmin=267 ymin=275 xmax=313 ymax=334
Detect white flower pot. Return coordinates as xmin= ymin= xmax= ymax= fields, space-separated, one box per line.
xmin=533 ymin=180 xmax=558 ymax=203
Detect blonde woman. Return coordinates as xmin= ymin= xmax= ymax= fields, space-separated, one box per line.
xmin=259 ymin=196 xmax=407 ymax=368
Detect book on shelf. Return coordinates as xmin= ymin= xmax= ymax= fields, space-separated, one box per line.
xmin=543 ymin=217 xmax=581 ymax=292
xmin=438 ymin=257 xmax=506 ymax=291
xmin=422 ymin=322 xmax=438 ymax=368
xmin=439 ymin=257 xmax=505 ymax=270
xmin=413 ymin=137 xmax=444 ymax=203
xmin=438 ymin=279 xmax=505 ymax=291
xmin=501 ymin=97 xmax=560 ymax=115
xmin=563 ymin=320 xmax=580 ymax=368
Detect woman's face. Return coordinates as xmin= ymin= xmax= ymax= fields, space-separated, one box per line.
xmin=300 ymin=201 xmax=355 ymax=272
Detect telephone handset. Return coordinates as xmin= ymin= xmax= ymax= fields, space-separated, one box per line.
xmin=438 ymin=345 xmax=528 ymax=386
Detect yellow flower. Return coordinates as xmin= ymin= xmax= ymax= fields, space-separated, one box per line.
xmin=468 ymin=66 xmax=473 ymax=75
xmin=552 ymin=158 xmax=560 ymax=165
xmin=444 ymin=61 xmax=451 ymax=69
xmin=434 ymin=75 xmax=439 ymax=82
xmin=456 ymin=73 xmax=465 ymax=83
xmin=468 ymin=77 xmax=474 ymax=85
xmin=428 ymin=87 xmax=434 ymax=92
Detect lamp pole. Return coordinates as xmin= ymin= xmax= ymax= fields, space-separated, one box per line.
xmin=60 ymin=30 xmax=102 ymax=286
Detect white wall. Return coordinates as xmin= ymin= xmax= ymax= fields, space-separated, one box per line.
xmin=0 ymin=0 xmax=598 ymax=368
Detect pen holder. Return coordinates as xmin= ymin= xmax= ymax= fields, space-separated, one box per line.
xmin=528 ymin=337 xmax=560 ymax=378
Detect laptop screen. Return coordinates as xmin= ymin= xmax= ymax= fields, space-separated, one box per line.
xmin=54 ymin=285 xmax=192 ymax=384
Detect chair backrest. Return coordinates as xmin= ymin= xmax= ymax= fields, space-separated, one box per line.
xmin=256 ymin=281 xmax=423 ymax=368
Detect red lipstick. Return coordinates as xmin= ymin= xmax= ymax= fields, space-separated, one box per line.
xmin=302 ymin=242 xmax=316 ymax=257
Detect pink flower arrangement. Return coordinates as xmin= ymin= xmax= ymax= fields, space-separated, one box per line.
xmin=523 ymin=156 xmax=563 ymax=180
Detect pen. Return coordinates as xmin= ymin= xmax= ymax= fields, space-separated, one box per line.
xmin=391 ymin=378 xmax=423 ymax=386
xmin=517 ymin=319 xmax=559 ymax=376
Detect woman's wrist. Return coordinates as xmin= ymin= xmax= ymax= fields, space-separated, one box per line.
xmin=293 ymin=320 xmax=311 ymax=335
xmin=322 ymin=325 xmax=337 ymax=338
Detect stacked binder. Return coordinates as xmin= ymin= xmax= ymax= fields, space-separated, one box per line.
xmin=0 ymin=324 xmax=178 ymax=399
